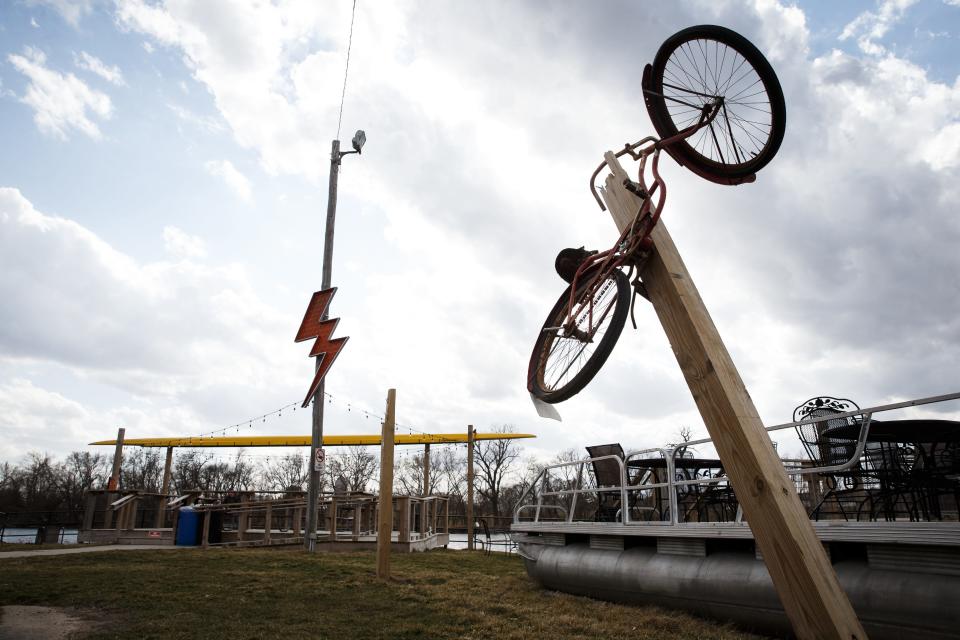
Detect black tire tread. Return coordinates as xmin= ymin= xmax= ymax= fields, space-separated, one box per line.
xmin=528 ymin=270 xmax=630 ymax=404
xmin=646 ymin=24 xmax=786 ymax=180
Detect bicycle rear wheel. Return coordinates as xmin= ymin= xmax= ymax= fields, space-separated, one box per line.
xmin=528 ymin=269 xmax=630 ymax=404
xmin=644 ymin=25 xmax=786 ymax=183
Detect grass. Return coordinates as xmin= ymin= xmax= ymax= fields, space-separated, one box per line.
xmin=0 ymin=547 xmax=766 ymax=639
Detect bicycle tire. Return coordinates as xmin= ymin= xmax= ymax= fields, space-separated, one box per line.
xmin=644 ymin=25 xmax=786 ymax=183
xmin=527 ymin=269 xmax=630 ymax=404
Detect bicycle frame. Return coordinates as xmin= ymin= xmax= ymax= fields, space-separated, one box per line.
xmin=554 ymin=101 xmax=723 ymax=341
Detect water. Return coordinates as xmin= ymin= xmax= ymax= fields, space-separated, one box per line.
xmin=0 ymin=528 xmax=79 ymax=545
xmin=447 ymin=532 xmax=516 ymax=553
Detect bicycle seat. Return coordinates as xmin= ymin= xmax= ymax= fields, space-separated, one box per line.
xmin=555 ymin=246 xmax=598 ymax=283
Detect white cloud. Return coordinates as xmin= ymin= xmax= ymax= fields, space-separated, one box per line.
xmin=25 ymin=0 xmax=94 ymax=26
xmin=163 ymin=226 xmax=206 ymax=259
xmin=107 ymin=1 xmax=960 ymax=448
xmin=73 ymin=51 xmax=126 ymax=86
xmin=7 ymin=47 xmax=112 ymax=140
xmin=4 ymin=1 xmax=960 ymax=465
xmin=204 ymin=159 xmax=252 ymax=202
xmin=168 ymin=103 xmax=224 ymax=134
xmin=0 ymin=186 xmax=299 ymax=405
xmin=841 ymin=0 xmax=919 ymax=54
xmin=30 ymin=17 xmax=40 ymax=28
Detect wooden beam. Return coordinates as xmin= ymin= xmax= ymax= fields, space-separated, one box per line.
xmin=103 ymin=427 xmax=125 ymax=529
xmin=328 ymin=498 xmax=338 ymax=542
xmin=264 ymin=502 xmax=272 ymax=545
xmin=466 ymin=424 xmax=475 ymax=551
xmin=376 ymin=389 xmax=397 ymax=579
xmin=155 ymin=446 xmax=174 ymax=528
xmin=201 ymin=509 xmax=211 ymax=549
xmin=422 ymin=443 xmax=431 ymax=497
xmin=398 ymin=496 xmax=411 ymax=544
xmin=600 ymin=152 xmax=865 ymax=640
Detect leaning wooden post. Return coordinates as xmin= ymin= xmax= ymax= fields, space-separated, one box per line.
xmin=466 ymin=424 xmax=475 ymax=551
xmin=103 ymin=427 xmax=125 ymax=529
xmin=599 ymin=153 xmax=865 ymax=640
xmin=155 ymin=446 xmax=174 ymax=528
xmin=376 ymin=389 xmax=397 ymax=579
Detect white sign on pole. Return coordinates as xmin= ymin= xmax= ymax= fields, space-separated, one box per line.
xmin=314 ymin=447 xmax=326 ymax=472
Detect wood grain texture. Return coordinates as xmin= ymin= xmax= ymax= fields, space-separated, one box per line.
xmin=376 ymin=389 xmax=397 ymax=578
xmin=600 ymin=152 xmax=866 ymax=640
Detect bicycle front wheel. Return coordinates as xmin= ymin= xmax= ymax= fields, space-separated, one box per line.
xmin=645 ymin=25 xmax=786 ymax=183
xmin=528 ymin=269 xmax=630 ymax=404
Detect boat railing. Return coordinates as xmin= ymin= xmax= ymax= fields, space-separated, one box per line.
xmin=514 ymin=391 xmax=960 ymax=526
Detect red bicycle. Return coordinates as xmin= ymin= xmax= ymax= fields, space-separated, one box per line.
xmin=528 ymin=25 xmax=786 ymax=404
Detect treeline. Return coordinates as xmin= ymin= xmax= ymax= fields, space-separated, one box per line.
xmin=1 ymin=426 xmax=548 ymax=527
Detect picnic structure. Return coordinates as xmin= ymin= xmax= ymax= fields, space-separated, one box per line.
xmin=81 ymin=430 xmax=534 ymax=553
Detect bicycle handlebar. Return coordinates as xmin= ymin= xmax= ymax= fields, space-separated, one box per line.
xmin=589 ymin=99 xmax=723 ymax=211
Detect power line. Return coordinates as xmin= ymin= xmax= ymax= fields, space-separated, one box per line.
xmin=336 ymin=0 xmax=358 ymax=139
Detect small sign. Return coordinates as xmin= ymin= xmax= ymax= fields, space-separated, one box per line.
xmin=148 ymin=530 xmax=161 ymax=538
xmin=314 ymin=447 xmax=326 ymax=472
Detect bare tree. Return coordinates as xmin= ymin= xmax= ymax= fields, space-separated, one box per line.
xmin=57 ymin=451 xmax=109 ymax=518
xmin=229 ymin=451 xmax=257 ymax=491
xmin=328 ymin=446 xmax=378 ymax=493
xmin=20 ymin=452 xmax=60 ymax=512
xmin=120 ymin=448 xmax=163 ymax=492
xmin=395 ymin=453 xmax=421 ymax=496
xmin=260 ymin=453 xmax=313 ymax=493
xmin=474 ymin=425 xmax=522 ymax=519
xmin=172 ymin=450 xmax=213 ymax=493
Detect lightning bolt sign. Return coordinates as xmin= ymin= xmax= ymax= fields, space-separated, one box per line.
xmin=295 ymin=287 xmax=349 ymax=408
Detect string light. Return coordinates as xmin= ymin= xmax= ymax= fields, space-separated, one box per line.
xmin=187 ymin=388 xmax=444 ymax=442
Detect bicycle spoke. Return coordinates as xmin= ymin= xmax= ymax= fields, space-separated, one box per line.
xmin=659 ymin=35 xmax=777 ymax=167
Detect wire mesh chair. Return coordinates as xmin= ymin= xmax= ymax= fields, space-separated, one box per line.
xmin=793 ymin=397 xmax=868 ymax=520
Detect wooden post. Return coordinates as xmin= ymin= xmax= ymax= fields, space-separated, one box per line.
xmin=376 ymin=388 xmax=397 ymax=579
xmin=352 ymin=503 xmax=361 ymax=541
xmin=104 ymin=427 xmax=125 ymax=529
xmin=422 ymin=443 xmax=431 ymax=496
xmin=155 ymin=446 xmax=174 ymax=528
xmin=201 ymin=509 xmax=211 ymax=549
xmin=466 ymin=424 xmax=475 ymax=551
xmin=328 ymin=497 xmax=338 ymax=542
xmin=82 ymin=493 xmax=97 ymax=531
xmin=238 ymin=506 xmax=248 ymax=542
xmin=599 ymin=153 xmax=865 ymax=640
xmin=398 ymin=496 xmax=411 ymax=544
xmin=171 ymin=507 xmax=180 ymax=540
xmin=264 ymin=502 xmax=273 ymax=545
xmin=422 ymin=443 xmax=431 ymax=535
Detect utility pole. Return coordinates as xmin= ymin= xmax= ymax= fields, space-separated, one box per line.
xmin=467 ymin=424 xmax=475 ymax=551
xmin=305 ymin=131 xmax=366 ymax=553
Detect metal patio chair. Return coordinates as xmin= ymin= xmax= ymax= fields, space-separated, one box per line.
xmin=585 ymin=444 xmax=626 ymax=522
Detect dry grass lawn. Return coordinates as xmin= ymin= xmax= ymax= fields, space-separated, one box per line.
xmin=0 ymin=547 xmax=768 ymax=639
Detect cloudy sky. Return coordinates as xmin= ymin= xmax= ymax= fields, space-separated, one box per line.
xmin=1 ymin=0 xmax=959 ymax=468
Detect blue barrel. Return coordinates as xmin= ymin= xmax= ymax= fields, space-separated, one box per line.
xmin=175 ymin=507 xmax=202 ymax=546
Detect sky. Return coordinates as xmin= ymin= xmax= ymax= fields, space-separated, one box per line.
xmin=1 ymin=0 xmax=959 ymax=470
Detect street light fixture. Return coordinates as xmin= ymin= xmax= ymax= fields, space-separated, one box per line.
xmin=305 ymin=131 xmax=367 ymax=552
